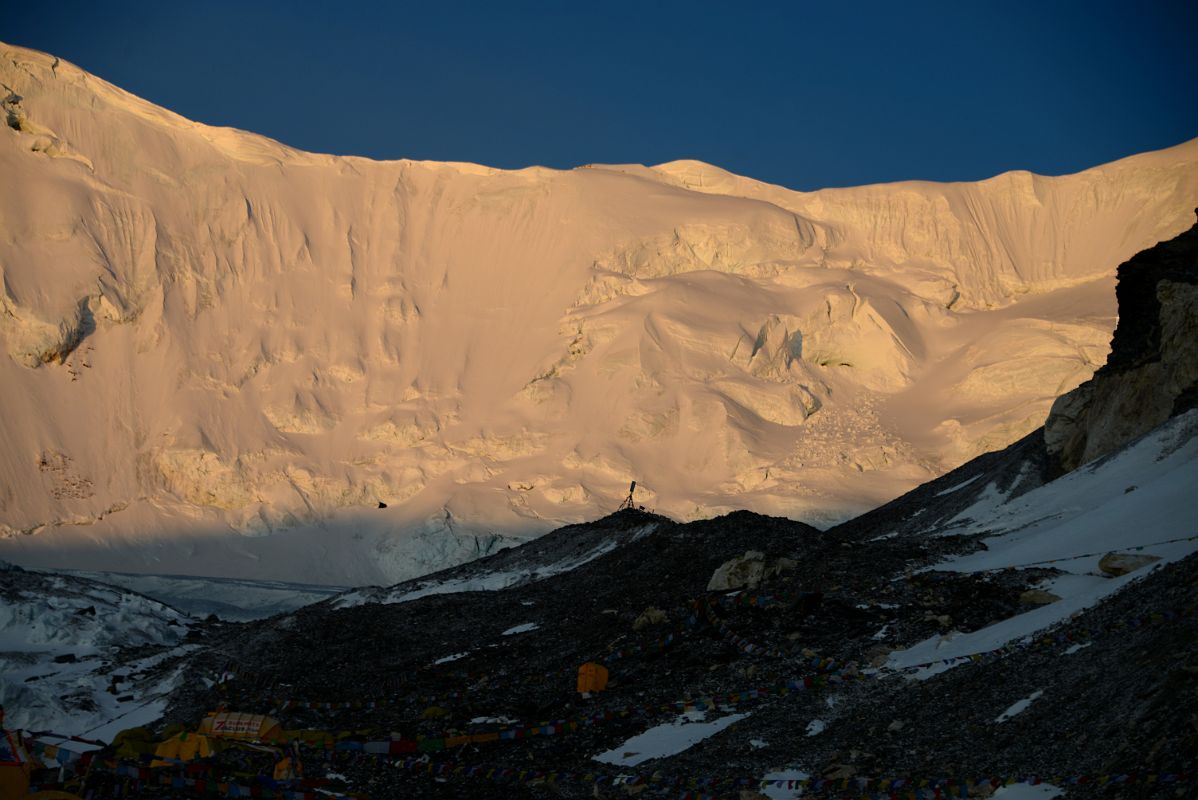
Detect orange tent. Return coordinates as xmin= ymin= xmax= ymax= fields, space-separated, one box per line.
xmin=577 ymin=662 xmax=609 ymax=694
xmin=272 ymin=756 xmax=302 ymax=781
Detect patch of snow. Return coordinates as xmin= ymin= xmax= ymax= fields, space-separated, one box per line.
xmin=889 ymin=413 xmax=1198 ymax=678
xmin=942 ymin=480 xmax=1009 ymax=529
xmin=805 ymin=719 xmax=826 ymax=736
xmin=1063 ymin=642 xmax=1091 ymax=655
xmin=593 ymin=712 xmax=750 ymax=766
xmin=334 ymin=528 xmax=655 ymax=609
xmin=433 ymin=652 xmax=468 ymax=665
xmin=996 ymin=689 xmax=1044 ymax=723
xmin=60 ymin=569 xmax=345 ymax=621
xmin=336 ymin=571 xmax=528 ymax=610
xmin=629 ymin=524 xmax=657 ymax=542
xmin=1041 ymin=573 xmax=1106 ymax=599
xmin=871 ymin=624 xmax=890 ymax=640
xmin=501 ymin=622 xmax=538 ymax=636
xmin=889 ymin=572 xmax=1141 ymax=679
xmin=749 ymin=738 xmax=769 ymax=749
xmin=84 ymin=693 xmax=173 ymax=741
xmin=470 ymin=716 xmax=516 ymax=725
xmin=32 ymin=733 xmax=102 ymax=754
xmin=935 ymin=473 xmax=982 ymax=496
xmin=760 ymin=769 xmax=811 ymax=800
xmin=940 ymin=413 xmax=1198 ymax=572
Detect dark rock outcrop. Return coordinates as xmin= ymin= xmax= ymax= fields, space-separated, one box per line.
xmin=1045 ymin=210 xmax=1198 ymax=473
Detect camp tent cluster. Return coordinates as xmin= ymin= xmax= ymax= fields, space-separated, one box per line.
xmin=0 ymin=709 xmax=303 ymax=799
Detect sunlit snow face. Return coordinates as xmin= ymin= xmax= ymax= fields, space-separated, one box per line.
xmin=1 ymin=39 xmax=1193 ymax=588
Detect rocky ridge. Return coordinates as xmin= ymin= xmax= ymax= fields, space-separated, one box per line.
xmin=1046 ymin=210 xmax=1198 ymax=473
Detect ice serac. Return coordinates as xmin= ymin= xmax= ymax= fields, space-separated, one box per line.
xmin=0 ymin=561 xmax=191 ymax=735
xmin=1045 ymin=211 xmax=1198 ymax=473
xmin=1 ymin=41 xmax=1198 ymax=585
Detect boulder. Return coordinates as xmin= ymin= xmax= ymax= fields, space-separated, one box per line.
xmin=822 ymin=764 xmax=856 ymax=780
xmin=767 ymin=557 xmax=798 ymax=579
xmin=707 ymin=551 xmax=766 ymax=591
xmin=633 ymin=606 xmax=668 ymax=630
xmin=1019 ymin=589 xmax=1062 ymax=605
xmin=1098 ymin=552 xmax=1161 ymax=577
xmin=865 ymin=644 xmax=893 ymax=668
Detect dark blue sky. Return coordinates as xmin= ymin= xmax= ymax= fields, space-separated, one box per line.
xmin=7 ymin=1 xmax=1197 ymax=190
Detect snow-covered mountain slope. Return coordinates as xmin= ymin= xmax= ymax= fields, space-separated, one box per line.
xmin=56 ymin=570 xmax=347 ymax=621
xmin=331 ymin=512 xmax=668 ymax=609
xmin=885 ymin=408 xmax=1198 ymax=675
xmin=139 ymin=410 xmax=1197 ymax=799
xmin=2 ymin=40 xmax=1198 ymax=585
xmin=0 ymin=562 xmax=196 ymax=736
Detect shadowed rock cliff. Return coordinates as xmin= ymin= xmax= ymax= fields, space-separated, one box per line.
xmin=1046 ymin=210 xmax=1198 ymax=473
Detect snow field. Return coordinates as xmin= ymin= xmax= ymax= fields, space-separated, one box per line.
xmin=888 ymin=411 xmax=1198 ymax=676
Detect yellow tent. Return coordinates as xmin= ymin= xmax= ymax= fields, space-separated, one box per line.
xmin=151 ymin=732 xmax=213 ymax=768
xmin=198 ymin=712 xmax=285 ymax=744
xmin=111 ymin=727 xmax=158 ymax=761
